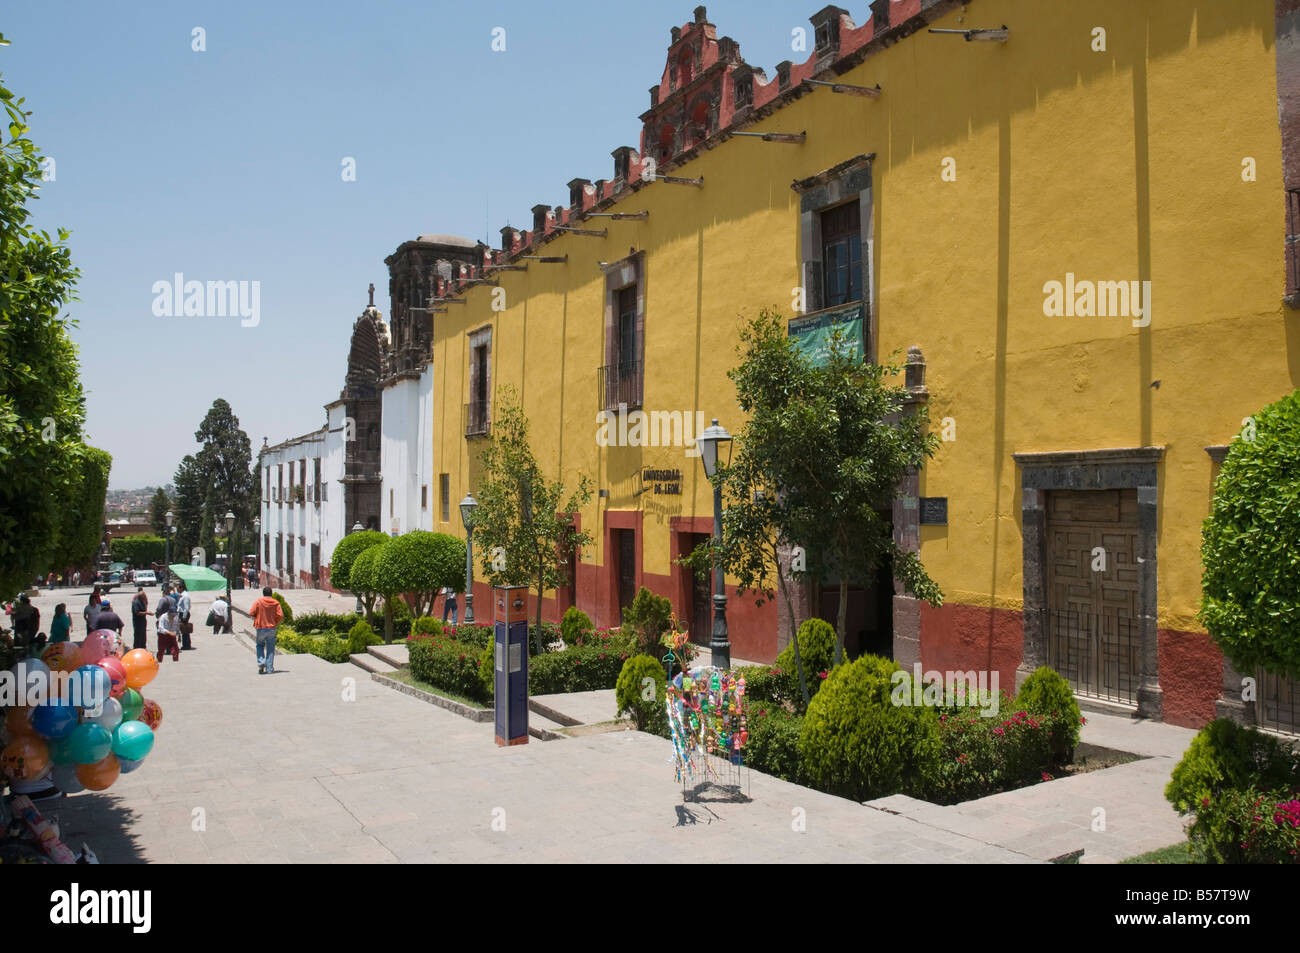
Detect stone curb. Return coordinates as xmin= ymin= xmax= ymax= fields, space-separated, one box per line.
xmin=369 ymin=672 xmax=494 ymax=723
xmin=527 ymin=698 xmax=583 ymax=728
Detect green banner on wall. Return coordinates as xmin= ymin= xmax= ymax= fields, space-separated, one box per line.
xmin=788 ymin=303 xmax=865 ymax=365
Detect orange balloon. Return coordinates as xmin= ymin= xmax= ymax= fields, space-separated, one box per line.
xmin=41 ymin=641 xmax=82 ymax=674
xmin=120 ymin=649 xmax=159 ymax=690
xmin=4 ymin=707 xmax=36 ymax=738
xmin=1 ymin=735 xmax=50 ymax=781
xmin=76 ymin=752 xmax=120 ymax=791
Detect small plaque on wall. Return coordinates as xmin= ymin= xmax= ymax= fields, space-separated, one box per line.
xmin=920 ymin=497 xmax=948 ymax=525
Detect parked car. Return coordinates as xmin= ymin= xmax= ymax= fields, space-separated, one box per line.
xmin=134 ymin=570 xmax=157 ymax=587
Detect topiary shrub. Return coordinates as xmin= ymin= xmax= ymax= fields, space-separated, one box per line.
xmin=528 ymin=643 xmax=630 ymax=695
xmin=329 ymin=529 xmax=388 ymax=592
xmin=798 ymin=654 xmax=941 ymax=802
xmin=560 ymin=606 xmax=593 ymax=646
xmin=621 ymin=586 xmax=673 ymax=657
xmin=1165 ymin=718 xmax=1299 ymax=815
xmin=293 ymin=611 xmax=361 ymax=635
xmin=774 ymin=617 xmax=837 ymax=708
xmin=272 ymin=591 xmax=292 ymax=624
xmin=745 ymin=707 xmax=804 ymax=783
xmin=616 ymin=654 xmax=668 ymax=733
xmin=442 ymin=623 xmax=493 ymax=649
xmin=410 ymin=616 xmax=442 ymax=639
xmin=347 ymin=619 xmax=380 ymax=654
xmin=1200 ymin=390 xmax=1300 ymax=678
xmin=1014 ymin=666 xmax=1082 ymax=759
xmin=477 ymin=643 xmax=495 ymax=701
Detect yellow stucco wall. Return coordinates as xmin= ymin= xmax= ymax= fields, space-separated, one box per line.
xmin=431 ymin=0 xmax=1297 ymax=636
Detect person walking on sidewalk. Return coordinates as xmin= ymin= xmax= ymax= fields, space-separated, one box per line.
xmin=93 ymin=599 xmax=125 ymax=638
xmin=49 ymin=604 xmax=71 ymax=643
xmin=155 ymin=587 xmax=180 ymax=663
xmin=250 ymin=587 xmax=283 ymax=675
xmin=130 ymin=587 xmax=149 ymax=650
xmin=175 ymin=582 xmax=194 ymax=651
xmin=208 ymin=594 xmax=229 ymax=636
xmin=82 ymin=587 xmax=101 ymax=638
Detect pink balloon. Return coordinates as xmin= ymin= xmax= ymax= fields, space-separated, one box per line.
xmin=80 ymin=631 xmax=114 ymax=664
xmin=96 ymin=656 xmax=128 ymax=699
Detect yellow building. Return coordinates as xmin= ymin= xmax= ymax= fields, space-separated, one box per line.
xmin=421 ymin=0 xmax=1300 ymax=729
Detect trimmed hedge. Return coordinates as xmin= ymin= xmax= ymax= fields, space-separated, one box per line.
xmin=1166 ymin=719 xmax=1299 ymax=815
xmin=442 ymin=623 xmax=493 ymax=649
xmin=528 ymin=643 xmax=629 ymax=695
xmin=561 ymin=606 xmax=593 ymax=645
xmin=272 ymin=592 xmax=293 ymax=624
xmin=775 ymin=618 xmax=837 ymax=704
xmin=929 ymin=698 xmax=1059 ymax=804
xmin=408 ymin=634 xmax=489 ymax=703
xmin=1187 ymin=787 xmax=1300 ymax=864
xmin=292 ymin=611 xmax=362 ymax=636
xmin=275 ymin=626 xmax=350 ymax=663
xmin=745 ymin=707 xmax=804 ymax=784
xmin=347 ymin=619 xmax=380 ymax=654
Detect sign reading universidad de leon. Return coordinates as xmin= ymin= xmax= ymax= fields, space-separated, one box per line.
xmin=788 ymin=303 xmax=865 ymax=366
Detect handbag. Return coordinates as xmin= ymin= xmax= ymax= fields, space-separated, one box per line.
xmin=180 ymin=620 xmax=194 ymax=636
xmin=205 ymin=609 xmax=218 ymax=627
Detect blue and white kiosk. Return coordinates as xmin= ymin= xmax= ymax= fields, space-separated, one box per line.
xmin=493 ymin=585 xmax=529 ymax=746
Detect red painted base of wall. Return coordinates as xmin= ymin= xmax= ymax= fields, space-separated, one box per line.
xmin=1158 ymin=627 xmax=1222 ymax=729
xmin=918 ymin=603 xmax=1025 ymax=698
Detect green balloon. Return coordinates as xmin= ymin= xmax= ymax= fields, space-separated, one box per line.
xmin=111 ymin=721 xmax=154 ymax=762
xmin=47 ymin=736 xmax=74 ymax=765
xmin=120 ymin=688 xmax=143 ymax=722
xmin=68 ymin=723 xmax=112 ymax=765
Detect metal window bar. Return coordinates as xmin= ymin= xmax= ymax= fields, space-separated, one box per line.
xmin=1257 ymin=668 xmax=1300 ymax=736
xmin=597 ymin=361 xmax=643 ymax=411
xmin=1043 ymin=608 xmax=1140 ymax=706
xmin=464 ymin=400 xmax=490 ymax=437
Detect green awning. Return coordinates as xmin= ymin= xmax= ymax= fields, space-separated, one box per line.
xmin=167 ymin=564 xmax=228 ymax=591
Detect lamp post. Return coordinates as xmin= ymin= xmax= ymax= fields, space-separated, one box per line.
xmin=696 ymin=418 xmax=733 ymax=670
xmin=224 ymin=510 xmax=236 ymax=633
xmin=164 ymin=510 xmax=174 ymax=584
xmin=253 ymin=516 xmax=261 ymax=589
xmin=459 ymin=493 xmax=478 ymax=625
xmin=351 ymin=521 xmax=364 ymax=614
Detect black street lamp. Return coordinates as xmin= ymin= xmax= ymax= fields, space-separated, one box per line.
xmin=351 ymin=521 xmax=364 ymax=614
xmin=224 ymin=510 xmax=236 ymax=633
xmin=459 ymin=493 xmax=478 ymax=625
xmin=697 ymin=418 xmax=733 ymax=670
xmin=252 ymin=516 xmax=261 ymax=589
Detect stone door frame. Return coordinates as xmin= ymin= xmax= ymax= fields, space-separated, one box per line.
xmin=1013 ymin=447 xmax=1165 ymax=719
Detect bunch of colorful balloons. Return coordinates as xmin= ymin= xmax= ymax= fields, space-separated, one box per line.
xmin=1 ymin=629 xmax=165 ymax=795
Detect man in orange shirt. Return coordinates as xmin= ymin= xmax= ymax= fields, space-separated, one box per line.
xmin=250 ymin=587 xmax=284 ymax=675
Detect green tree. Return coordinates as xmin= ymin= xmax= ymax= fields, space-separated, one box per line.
xmin=48 ymin=446 xmax=112 ymax=571
xmin=109 ymin=535 xmax=166 ymax=567
xmin=149 ymin=488 xmax=171 ymax=536
xmin=688 ymin=310 xmax=942 ymax=668
xmin=372 ymin=531 xmax=465 ymax=619
xmin=171 ymin=454 xmax=205 ymax=563
xmin=331 ymin=529 xmax=387 ymax=593
xmin=473 ymin=387 xmax=593 ymax=654
xmin=0 ymin=56 xmax=99 ymax=597
xmin=1200 ymin=390 xmax=1300 ymax=679
xmin=348 ymin=540 xmax=393 ymax=639
xmin=194 ymin=398 xmax=257 ymax=533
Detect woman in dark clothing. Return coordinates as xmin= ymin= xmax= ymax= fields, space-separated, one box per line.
xmin=49 ymin=604 xmax=71 ymax=643
xmin=130 ymin=587 xmax=149 ymax=649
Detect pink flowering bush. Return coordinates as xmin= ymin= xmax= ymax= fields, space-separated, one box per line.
xmin=929 ymin=693 xmax=1058 ymax=804
xmin=1189 ymin=787 xmax=1300 ymax=863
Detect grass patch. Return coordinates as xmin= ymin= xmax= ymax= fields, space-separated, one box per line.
xmin=1120 ymin=842 xmax=1195 ymax=864
xmin=385 ymin=668 xmax=490 ymax=710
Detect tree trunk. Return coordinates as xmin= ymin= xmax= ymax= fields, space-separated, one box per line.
xmin=383 ymin=597 xmax=393 ymax=644
xmin=774 ymin=545 xmax=809 ymax=705
xmin=533 ymin=555 xmax=546 ymax=655
xmin=835 ymin=578 xmax=848 ymax=666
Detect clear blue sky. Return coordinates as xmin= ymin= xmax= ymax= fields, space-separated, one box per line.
xmin=3 ymin=1 xmax=838 ymax=489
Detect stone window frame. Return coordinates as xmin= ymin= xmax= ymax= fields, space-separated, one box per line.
xmin=792 ymin=155 xmax=875 ymax=362
xmin=467 ymin=325 xmax=493 ymax=436
xmin=601 ymin=252 xmax=646 ymax=411
xmin=1012 ymin=446 xmax=1165 ymax=719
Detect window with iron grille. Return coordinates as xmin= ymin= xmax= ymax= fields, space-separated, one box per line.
xmin=822 ymin=201 xmax=862 ymax=307
xmin=440 ymin=474 xmax=450 ymax=522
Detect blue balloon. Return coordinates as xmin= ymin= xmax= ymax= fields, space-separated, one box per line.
xmin=68 ymin=723 xmax=112 ymax=765
xmin=31 ymin=702 xmax=79 ymax=740
xmin=50 ymin=761 xmax=85 ymax=794
xmin=72 ymin=664 xmax=111 ymax=710
xmin=117 ymin=756 xmax=144 ymax=775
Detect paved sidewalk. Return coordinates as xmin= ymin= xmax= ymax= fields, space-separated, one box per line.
xmin=20 ymin=586 xmax=1196 ymax=864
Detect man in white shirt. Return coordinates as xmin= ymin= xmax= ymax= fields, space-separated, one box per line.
xmin=209 ymin=595 xmax=229 ymax=636
xmin=176 ymin=582 xmax=194 ymax=650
